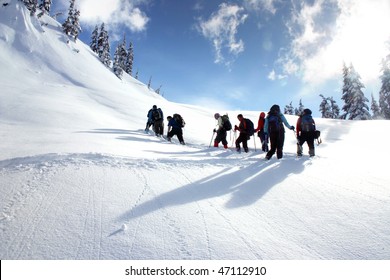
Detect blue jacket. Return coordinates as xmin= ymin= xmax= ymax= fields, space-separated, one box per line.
xmin=264 ymin=112 xmax=293 ymax=134
xmin=168 ymin=118 xmax=181 ymax=129
xmin=147 ymin=109 xmax=153 ymax=122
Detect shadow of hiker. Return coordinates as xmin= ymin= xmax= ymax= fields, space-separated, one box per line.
xmin=225 ymin=155 xmax=308 ymax=208
xmin=117 ymin=155 xmax=308 ymax=223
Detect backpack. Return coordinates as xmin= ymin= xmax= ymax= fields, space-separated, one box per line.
xmin=221 ymin=115 xmax=232 ymax=131
xmin=301 ymin=114 xmax=315 ymax=132
xmin=152 ymin=108 xmax=162 ymax=121
xmin=245 ymin=118 xmax=255 ymax=136
xmin=173 ymin=113 xmax=185 ymax=127
xmin=267 ymin=113 xmax=282 ymax=133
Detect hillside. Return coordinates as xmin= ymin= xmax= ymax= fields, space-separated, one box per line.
xmin=1 ymin=1 xmax=390 ymax=261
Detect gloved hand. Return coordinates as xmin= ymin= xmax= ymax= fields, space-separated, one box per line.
xmin=213 ymin=129 xmax=217 ymax=133
xmin=290 ymin=126 xmax=295 ymax=131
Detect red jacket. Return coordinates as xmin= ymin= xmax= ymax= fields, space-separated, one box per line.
xmin=255 ymin=112 xmax=266 ymax=132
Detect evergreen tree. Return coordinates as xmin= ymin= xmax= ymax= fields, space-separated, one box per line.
xmin=379 ymin=54 xmax=390 ymax=119
xmin=341 ymin=62 xmax=352 ymax=119
xmin=329 ymin=96 xmax=340 ymax=119
xmin=294 ymin=99 xmax=305 ymax=116
xmin=97 ymin=23 xmax=111 ymax=67
xmin=319 ymin=94 xmax=332 ymax=118
xmin=62 ymin=0 xmax=74 ymax=37
xmin=319 ymin=95 xmax=340 ymax=119
xmin=155 ymin=85 xmax=162 ymax=95
xmin=39 ymin=0 xmax=52 ymax=14
xmin=62 ymin=0 xmax=81 ymax=42
xmin=284 ymin=102 xmax=294 ymax=115
xmin=90 ymin=25 xmax=99 ymax=53
xmin=125 ymin=42 xmax=134 ymax=76
xmin=113 ymin=44 xmax=123 ymax=79
xmin=23 ymin=0 xmax=38 ymax=16
xmin=72 ymin=9 xmax=81 ymax=41
xmin=118 ymin=36 xmax=128 ymax=72
xmin=341 ymin=63 xmax=370 ymax=120
xmin=371 ymin=93 xmax=381 ymax=119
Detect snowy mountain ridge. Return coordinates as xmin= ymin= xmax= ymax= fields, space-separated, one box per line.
xmin=1 ymin=1 xmax=390 ymax=260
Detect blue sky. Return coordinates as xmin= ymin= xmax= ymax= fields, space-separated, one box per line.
xmin=55 ymin=0 xmax=390 ymax=116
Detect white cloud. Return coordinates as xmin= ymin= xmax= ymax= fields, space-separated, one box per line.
xmin=197 ymin=3 xmax=248 ymax=66
xmin=268 ymin=69 xmax=287 ymax=81
xmin=244 ymin=0 xmax=278 ymax=14
xmin=75 ymin=0 xmax=149 ymax=33
xmin=280 ymin=0 xmax=390 ymax=88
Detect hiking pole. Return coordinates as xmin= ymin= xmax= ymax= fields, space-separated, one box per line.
xmin=209 ymin=130 xmax=216 ymax=148
xmin=253 ymin=135 xmax=257 ymax=152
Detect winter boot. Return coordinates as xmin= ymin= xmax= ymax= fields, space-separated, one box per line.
xmin=297 ymin=143 xmax=303 ymax=157
xmin=214 ymin=141 xmax=219 ymax=148
xmin=309 ymin=148 xmax=315 ymax=157
xmin=223 ymin=144 xmax=228 ymax=149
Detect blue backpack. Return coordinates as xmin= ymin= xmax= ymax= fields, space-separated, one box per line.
xmin=267 ymin=113 xmax=282 ymax=133
xmin=301 ymin=114 xmax=315 ymax=132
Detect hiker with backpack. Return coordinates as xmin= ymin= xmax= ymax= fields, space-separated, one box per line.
xmin=150 ymin=105 xmax=164 ymax=137
xmin=145 ymin=107 xmax=154 ymax=132
xmin=264 ymin=104 xmax=294 ymax=160
xmin=255 ymin=112 xmax=268 ymax=152
xmin=234 ymin=114 xmax=254 ymax=153
xmin=212 ymin=113 xmax=230 ymax=149
xmin=296 ymin=108 xmax=316 ymax=157
xmin=166 ymin=114 xmax=185 ymax=145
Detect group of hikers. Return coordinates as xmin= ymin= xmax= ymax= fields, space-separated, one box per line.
xmin=145 ymin=105 xmax=185 ymax=145
xmin=145 ymin=104 xmax=318 ymax=159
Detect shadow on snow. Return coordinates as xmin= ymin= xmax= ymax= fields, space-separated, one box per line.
xmin=117 ymin=155 xmax=308 ymax=223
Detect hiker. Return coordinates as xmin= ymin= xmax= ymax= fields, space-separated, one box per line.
xmin=167 ymin=115 xmax=185 ymax=145
xmin=145 ymin=107 xmax=154 ymax=131
xmin=213 ymin=113 xmax=229 ymax=149
xmin=150 ymin=105 xmax=164 ymax=136
xmin=296 ymin=108 xmax=316 ymax=157
xmin=255 ymin=112 xmax=268 ymax=152
xmin=264 ymin=104 xmax=294 ymax=160
xmin=234 ymin=114 xmax=253 ymax=153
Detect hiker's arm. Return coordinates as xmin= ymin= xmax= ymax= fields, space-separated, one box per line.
xmin=281 ymin=114 xmax=294 ymax=130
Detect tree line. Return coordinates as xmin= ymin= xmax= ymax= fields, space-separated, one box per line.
xmin=284 ymin=58 xmax=390 ymax=120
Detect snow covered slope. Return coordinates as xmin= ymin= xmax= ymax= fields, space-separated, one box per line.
xmin=1 ymin=1 xmax=390 ymax=260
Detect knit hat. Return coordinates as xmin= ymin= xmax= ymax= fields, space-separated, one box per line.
xmin=214 ymin=113 xmax=220 ymax=120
